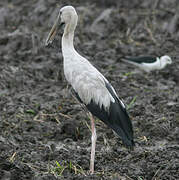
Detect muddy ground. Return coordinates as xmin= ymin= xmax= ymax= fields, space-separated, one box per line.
xmin=0 ymin=0 xmax=179 ymax=179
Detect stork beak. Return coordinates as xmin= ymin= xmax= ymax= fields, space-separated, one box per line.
xmin=45 ymin=14 xmax=61 ymax=46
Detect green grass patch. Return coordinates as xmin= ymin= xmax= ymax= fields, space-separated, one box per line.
xmin=127 ymin=95 xmax=137 ymax=110
xmin=25 ymin=109 xmax=36 ymax=115
xmin=123 ymin=72 xmax=133 ymax=77
xmin=51 ymin=161 xmax=85 ymax=176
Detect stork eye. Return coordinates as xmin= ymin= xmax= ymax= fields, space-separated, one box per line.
xmin=60 ymin=22 xmax=65 ymax=28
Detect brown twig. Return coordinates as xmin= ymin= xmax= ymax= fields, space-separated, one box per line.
xmin=9 ymin=152 xmax=17 ymax=163
xmin=153 ymin=0 xmax=161 ymax=9
xmin=33 ymin=111 xmax=71 ymax=123
xmin=152 ymin=166 xmax=162 ymax=180
xmin=152 ymin=161 xmax=175 ymax=179
xmin=144 ymin=20 xmax=158 ymax=45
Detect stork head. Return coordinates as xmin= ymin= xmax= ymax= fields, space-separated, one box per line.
xmin=45 ymin=6 xmax=78 ymax=46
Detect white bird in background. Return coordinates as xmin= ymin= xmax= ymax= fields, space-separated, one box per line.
xmin=46 ymin=6 xmax=134 ymax=174
xmin=123 ymin=55 xmax=172 ymax=73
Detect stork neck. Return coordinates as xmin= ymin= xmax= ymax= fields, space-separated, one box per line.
xmin=62 ymin=32 xmax=76 ymax=56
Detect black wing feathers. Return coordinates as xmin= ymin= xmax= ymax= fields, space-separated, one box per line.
xmin=72 ymin=81 xmax=134 ymax=147
xmin=104 ymin=81 xmax=134 ymax=147
xmin=125 ymin=56 xmax=156 ymax=64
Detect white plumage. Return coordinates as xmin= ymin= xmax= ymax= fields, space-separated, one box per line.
xmin=64 ymin=52 xmax=115 ymax=110
xmin=60 ymin=7 xmax=115 ymax=110
xmin=46 ymin=5 xmax=134 ymax=174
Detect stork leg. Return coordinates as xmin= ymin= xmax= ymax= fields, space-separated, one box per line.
xmin=88 ymin=112 xmax=97 ymax=174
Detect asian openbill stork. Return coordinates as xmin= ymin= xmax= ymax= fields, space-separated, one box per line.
xmin=45 ymin=6 xmax=134 ymax=174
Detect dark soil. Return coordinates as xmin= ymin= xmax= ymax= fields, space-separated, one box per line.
xmin=0 ymin=0 xmax=179 ymax=179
